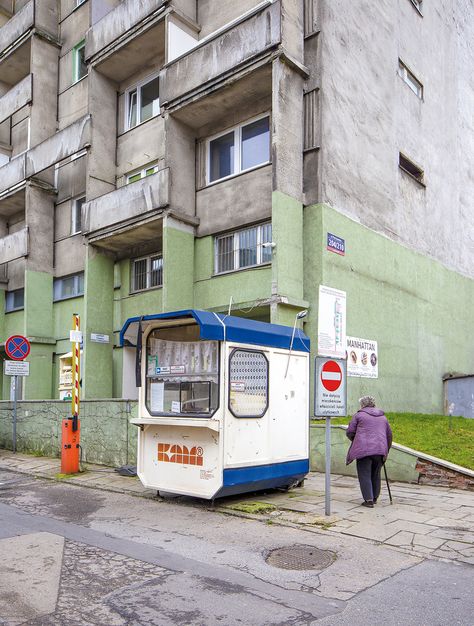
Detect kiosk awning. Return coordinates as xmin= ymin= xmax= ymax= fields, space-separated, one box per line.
xmin=120 ymin=309 xmax=310 ymax=352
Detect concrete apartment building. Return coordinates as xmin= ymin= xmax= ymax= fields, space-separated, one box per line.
xmin=0 ymin=0 xmax=472 ymax=413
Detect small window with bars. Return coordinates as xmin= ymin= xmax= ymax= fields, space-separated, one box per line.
xmin=131 ymin=254 xmax=163 ymax=292
xmin=215 ymin=223 xmax=272 ymax=275
xmin=399 ymin=153 xmax=425 ymax=185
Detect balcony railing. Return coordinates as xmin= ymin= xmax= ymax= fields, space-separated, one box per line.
xmin=83 ymin=168 xmax=170 ymax=235
xmin=0 ymin=0 xmax=58 ymax=60
xmin=0 ymin=227 xmax=28 ymax=264
xmin=86 ymin=0 xmax=166 ymax=61
xmin=0 ymin=74 xmax=32 ymax=124
xmin=161 ymin=1 xmax=281 ymax=106
xmin=0 ymin=115 xmax=91 ymax=196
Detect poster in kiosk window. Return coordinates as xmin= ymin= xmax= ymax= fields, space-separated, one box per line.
xmin=120 ymin=309 xmax=311 ymax=499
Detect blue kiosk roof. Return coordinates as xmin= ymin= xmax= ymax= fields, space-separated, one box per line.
xmin=120 ymin=309 xmax=310 ymax=352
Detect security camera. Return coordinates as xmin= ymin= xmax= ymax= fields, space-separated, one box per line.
xmin=262 ymin=242 xmax=276 ymax=249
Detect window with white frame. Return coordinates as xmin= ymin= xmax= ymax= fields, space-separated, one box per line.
xmin=71 ymin=196 xmax=85 ymax=235
xmin=207 ymin=115 xmax=270 ymax=184
xmin=126 ymin=163 xmax=159 ymax=184
xmin=398 ymin=60 xmax=423 ymax=99
xmin=131 ymin=254 xmax=163 ymax=292
xmin=73 ymin=41 xmax=87 ymax=83
xmin=215 ymin=223 xmax=272 ymax=274
xmin=126 ymin=75 xmax=160 ymax=130
xmin=53 ymin=273 xmax=84 ymax=301
xmin=5 ymin=288 xmax=24 ymax=313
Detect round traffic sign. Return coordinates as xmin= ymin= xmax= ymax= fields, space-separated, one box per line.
xmin=320 ymin=360 xmax=342 ymax=392
xmin=5 ymin=335 xmax=30 ymax=361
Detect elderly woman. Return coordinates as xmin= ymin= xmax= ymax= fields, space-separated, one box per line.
xmin=346 ymin=396 xmax=392 ymax=508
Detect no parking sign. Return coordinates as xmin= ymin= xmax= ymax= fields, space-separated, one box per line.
xmin=5 ymin=335 xmax=30 ymax=361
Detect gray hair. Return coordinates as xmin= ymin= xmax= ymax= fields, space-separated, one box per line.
xmin=359 ymin=395 xmax=376 ymax=409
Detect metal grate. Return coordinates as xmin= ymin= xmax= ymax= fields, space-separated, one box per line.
xmin=266 ymin=545 xmax=335 ymax=571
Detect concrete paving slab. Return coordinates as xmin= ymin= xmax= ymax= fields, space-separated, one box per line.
xmin=0 ymin=532 xmax=63 ymax=625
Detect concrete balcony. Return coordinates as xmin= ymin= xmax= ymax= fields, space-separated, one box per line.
xmin=0 ymin=74 xmax=32 ymax=125
xmin=86 ymin=0 xmax=167 ymax=81
xmin=0 ymin=115 xmax=91 ymax=197
xmin=161 ymin=1 xmax=281 ymax=118
xmin=0 ymin=0 xmax=58 ymax=58
xmin=0 ymin=227 xmax=28 ymax=264
xmin=83 ymin=168 xmax=170 ymax=252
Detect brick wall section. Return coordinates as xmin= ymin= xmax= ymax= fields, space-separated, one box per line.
xmin=416 ymin=459 xmax=474 ymax=491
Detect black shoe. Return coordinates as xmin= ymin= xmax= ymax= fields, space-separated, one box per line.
xmin=373 ymin=498 xmax=378 ymax=504
xmin=362 ymin=501 xmax=374 ymax=508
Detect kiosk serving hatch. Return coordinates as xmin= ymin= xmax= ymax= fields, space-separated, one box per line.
xmin=120 ymin=310 xmax=310 ymax=499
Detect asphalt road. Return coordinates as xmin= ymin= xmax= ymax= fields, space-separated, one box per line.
xmin=0 ymin=469 xmax=472 ymax=625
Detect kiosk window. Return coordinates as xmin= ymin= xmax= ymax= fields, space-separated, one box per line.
xmin=229 ymin=349 xmax=268 ymax=418
xmin=145 ymin=326 xmax=219 ymax=417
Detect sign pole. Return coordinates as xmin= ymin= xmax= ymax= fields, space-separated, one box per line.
xmin=13 ymin=375 xmax=18 ymax=453
xmin=325 ymin=416 xmax=331 ymax=515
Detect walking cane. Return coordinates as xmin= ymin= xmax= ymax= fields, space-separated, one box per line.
xmin=383 ymin=463 xmax=393 ymax=504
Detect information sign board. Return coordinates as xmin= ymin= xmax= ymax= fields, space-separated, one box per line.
xmin=314 ymin=356 xmax=347 ymax=417
xmin=4 ymin=361 xmax=30 ymax=376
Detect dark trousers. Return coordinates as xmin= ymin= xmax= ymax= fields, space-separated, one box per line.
xmin=356 ymin=455 xmax=384 ymax=502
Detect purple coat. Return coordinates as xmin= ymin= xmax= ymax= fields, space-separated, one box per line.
xmin=346 ymin=407 xmax=392 ymax=464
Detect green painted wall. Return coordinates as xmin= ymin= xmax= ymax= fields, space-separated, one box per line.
xmin=163 ymin=222 xmax=194 ymax=311
xmin=23 ymin=271 xmax=54 ymax=399
xmin=194 ymin=235 xmax=272 ymax=310
xmin=83 ymin=249 xmax=114 ymax=398
xmin=1 ymin=310 xmax=24 ymax=400
xmin=304 ymin=204 xmax=474 ymax=413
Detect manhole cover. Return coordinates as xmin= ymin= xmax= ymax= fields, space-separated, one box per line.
xmin=265 ymin=545 xmax=335 ymax=570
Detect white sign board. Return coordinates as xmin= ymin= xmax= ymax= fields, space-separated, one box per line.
xmin=91 ymin=333 xmax=110 ymax=344
xmin=4 ymin=360 xmax=30 ymax=376
xmin=70 ymin=330 xmax=83 ymax=343
xmin=318 ymin=285 xmax=346 ymax=358
xmin=347 ymin=336 xmax=378 ymax=378
xmin=314 ymin=357 xmax=347 ymax=417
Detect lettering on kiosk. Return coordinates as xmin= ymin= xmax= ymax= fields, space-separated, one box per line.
xmin=157 ymin=443 xmax=204 ymax=466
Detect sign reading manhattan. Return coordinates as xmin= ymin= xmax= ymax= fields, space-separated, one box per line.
xmin=347 ymin=336 xmax=378 ymax=378
xmin=314 ymin=357 xmax=347 ymax=417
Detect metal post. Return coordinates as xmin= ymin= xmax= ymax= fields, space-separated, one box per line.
xmin=325 ymin=416 xmax=331 ymax=516
xmin=13 ymin=375 xmax=18 ymax=453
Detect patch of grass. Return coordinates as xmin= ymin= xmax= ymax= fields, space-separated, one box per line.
xmin=227 ymin=501 xmax=277 ymax=515
xmin=325 ymin=413 xmax=474 ymax=470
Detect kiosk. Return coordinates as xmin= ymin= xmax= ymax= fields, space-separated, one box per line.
xmin=120 ymin=310 xmax=310 ymax=499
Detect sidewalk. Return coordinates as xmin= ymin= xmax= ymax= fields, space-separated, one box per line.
xmin=1 ymin=449 xmax=472 ymax=566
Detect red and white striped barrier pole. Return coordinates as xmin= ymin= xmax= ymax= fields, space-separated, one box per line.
xmin=61 ymin=314 xmax=81 ymax=473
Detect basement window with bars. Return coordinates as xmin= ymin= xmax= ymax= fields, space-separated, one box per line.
xmin=215 ymin=223 xmax=272 ymax=275
xmin=131 ymin=254 xmax=163 ymax=292
xmin=53 ymin=273 xmax=84 ymax=301
xmin=398 ymin=60 xmax=423 ymax=99
xmin=5 ymin=288 xmax=24 ymax=313
xmin=126 ymin=75 xmax=160 ymax=130
xmin=399 ymin=153 xmax=425 ymax=185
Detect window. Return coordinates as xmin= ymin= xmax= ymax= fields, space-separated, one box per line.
xmin=207 ymin=115 xmax=270 ymax=184
xmin=53 ymin=273 xmax=84 ymax=301
xmin=409 ymin=0 xmax=423 ymax=14
xmin=126 ymin=163 xmax=159 ymax=184
xmin=146 ymin=325 xmax=219 ymax=417
xmin=71 ymin=196 xmax=85 ymax=234
xmin=5 ymin=288 xmax=24 ymax=313
xmin=215 ymin=223 xmax=272 ymax=274
xmin=76 ymin=0 xmax=87 ymax=6
xmin=398 ymin=61 xmax=423 ymax=99
xmin=125 ymin=75 xmax=160 ymax=130
xmin=399 ymin=153 xmax=424 ymax=184
xmin=229 ymin=349 xmax=269 ymax=418
xmin=73 ymin=41 xmax=87 ymax=83
xmin=131 ymin=254 xmax=163 ymax=292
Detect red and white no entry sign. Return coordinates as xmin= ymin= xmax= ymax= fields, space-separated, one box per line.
xmin=320 ymin=360 xmax=342 ymax=392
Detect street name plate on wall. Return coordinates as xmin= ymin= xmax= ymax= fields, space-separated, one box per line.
xmin=91 ymin=333 xmax=110 ymax=344
xmin=327 ymin=233 xmax=345 ymax=256
xmin=314 ymin=357 xmax=347 ymax=417
xmin=4 ymin=360 xmax=30 ymax=376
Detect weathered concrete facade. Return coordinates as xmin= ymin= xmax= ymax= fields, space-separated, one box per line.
xmin=0 ymin=0 xmax=472 ymax=414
